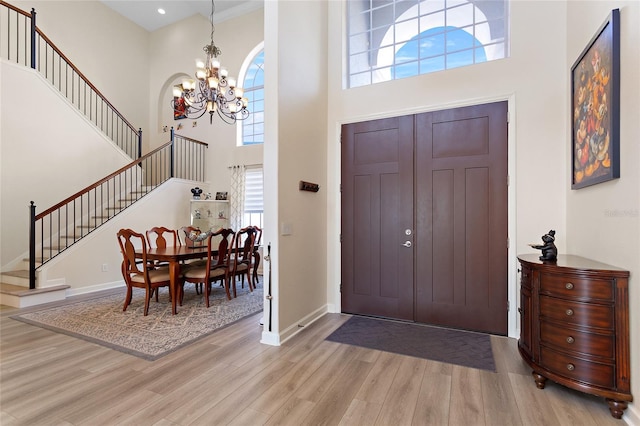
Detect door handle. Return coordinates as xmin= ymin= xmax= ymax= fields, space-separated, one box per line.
xmin=402 ymin=241 xmax=412 ymax=248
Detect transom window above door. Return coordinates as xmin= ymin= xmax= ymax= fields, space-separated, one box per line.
xmin=347 ymin=0 xmax=509 ymax=88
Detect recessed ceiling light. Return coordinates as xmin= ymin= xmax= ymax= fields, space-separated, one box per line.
xmin=157 ymin=8 xmax=166 ymax=15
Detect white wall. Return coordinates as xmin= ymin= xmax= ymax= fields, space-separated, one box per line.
xmin=147 ymin=9 xmax=265 ymax=194
xmin=0 ymin=62 xmax=131 ymax=269
xmin=10 ymin=1 xmax=151 ymax=138
xmin=565 ymin=2 xmax=640 ymax=423
xmin=261 ymin=0 xmax=329 ymax=343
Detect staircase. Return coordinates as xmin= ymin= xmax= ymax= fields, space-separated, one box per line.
xmin=0 ymin=2 xmax=208 ymax=307
xmin=0 ymin=183 xmax=153 ymax=307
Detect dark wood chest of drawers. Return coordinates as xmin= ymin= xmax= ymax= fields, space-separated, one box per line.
xmin=517 ymin=254 xmax=632 ymax=419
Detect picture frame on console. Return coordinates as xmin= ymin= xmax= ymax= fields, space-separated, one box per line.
xmin=571 ymin=8 xmax=620 ymax=189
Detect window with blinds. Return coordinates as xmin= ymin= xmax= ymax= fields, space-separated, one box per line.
xmin=243 ymin=167 xmax=264 ymax=228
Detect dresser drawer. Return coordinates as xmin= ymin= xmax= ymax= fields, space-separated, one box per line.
xmin=540 ymin=273 xmax=613 ymax=301
xmin=540 ymin=321 xmax=614 ymax=359
xmin=539 ymin=296 xmax=614 ymax=329
xmin=540 ymin=347 xmax=614 ymax=389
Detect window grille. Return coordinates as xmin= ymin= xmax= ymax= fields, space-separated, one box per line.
xmin=347 ymin=0 xmax=509 ymax=88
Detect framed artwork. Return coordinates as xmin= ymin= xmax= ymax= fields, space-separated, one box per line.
xmin=173 ymin=85 xmax=187 ymax=120
xmin=571 ymin=9 xmax=620 ymax=189
xmin=215 ymin=191 xmax=228 ymax=200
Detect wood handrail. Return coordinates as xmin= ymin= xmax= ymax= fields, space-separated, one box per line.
xmin=34 ymin=28 xmax=137 ymax=133
xmin=0 ymin=0 xmax=28 ymax=16
xmin=36 ymin=142 xmax=172 ymax=219
xmin=175 ymin=133 xmax=209 ymax=147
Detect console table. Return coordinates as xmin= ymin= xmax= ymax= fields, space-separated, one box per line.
xmin=517 ymin=254 xmax=632 ymax=419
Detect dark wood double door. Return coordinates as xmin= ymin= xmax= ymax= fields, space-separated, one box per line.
xmin=341 ymin=102 xmax=508 ymax=335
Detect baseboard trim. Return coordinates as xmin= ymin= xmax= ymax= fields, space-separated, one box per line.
xmin=624 ymin=402 xmax=638 ymax=425
xmin=279 ymin=305 xmax=329 ymax=345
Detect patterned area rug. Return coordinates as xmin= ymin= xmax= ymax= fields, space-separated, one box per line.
xmin=326 ymin=316 xmax=496 ymax=372
xmin=11 ymin=280 xmax=263 ymax=361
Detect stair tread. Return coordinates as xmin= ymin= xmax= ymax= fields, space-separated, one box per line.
xmin=1 ymin=270 xmax=29 ymax=279
xmin=0 ymin=282 xmax=70 ymax=296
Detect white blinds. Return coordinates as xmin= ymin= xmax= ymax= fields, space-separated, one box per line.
xmin=244 ymin=167 xmax=263 ymax=213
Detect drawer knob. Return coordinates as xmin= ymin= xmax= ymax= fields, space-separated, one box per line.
xmin=566 ymin=309 xmax=574 ymax=316
xmin=567 ymin=363 xmax=575 ymax=371
xmin=565 ymin=282 xmax=574 ymax=290
xmin=566 ymin=336 xmax=575 ymax=344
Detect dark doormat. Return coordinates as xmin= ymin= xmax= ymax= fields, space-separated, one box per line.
xmin=326 ymin=316 xmax=496 ymax=372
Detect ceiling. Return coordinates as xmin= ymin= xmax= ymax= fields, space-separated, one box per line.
xmin=100 ymin=1 xmax=263 ymax=32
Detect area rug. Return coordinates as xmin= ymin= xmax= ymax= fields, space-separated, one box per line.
xmin=326 ymin=316 xmax=496 ymax=372
xmin=11 ymin=280 xmax=263 ymax=361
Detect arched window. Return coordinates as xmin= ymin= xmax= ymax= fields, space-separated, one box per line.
xmin=348 ymin=0 xmax=508 ymax=88
xmin=238 ymin=47 xmax=264 ymax=146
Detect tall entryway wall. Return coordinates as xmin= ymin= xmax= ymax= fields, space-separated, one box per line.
xmin=341 ymin=101 xmax=508 ymax=335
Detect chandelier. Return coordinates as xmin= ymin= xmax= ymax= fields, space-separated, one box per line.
xmin=171 ymin=0 xmax=249 ymax=124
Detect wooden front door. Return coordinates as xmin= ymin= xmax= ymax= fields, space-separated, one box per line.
xmin=341 ymin=101 xmax=508 ymax=335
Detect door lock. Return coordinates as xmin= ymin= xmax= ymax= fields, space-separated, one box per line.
xmin=402 ymin=241 xmax=412 ymax=248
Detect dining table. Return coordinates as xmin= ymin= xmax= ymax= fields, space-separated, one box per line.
xmin=135 ymin=245 xmax=209 ymax=315
xmin=135 ymin=242 xmax=261 ymax=315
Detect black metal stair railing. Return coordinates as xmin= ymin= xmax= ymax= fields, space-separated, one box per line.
xmin=0 ymin=1 xmax=141 ymax=159
xmin=28 ymin=131 xmax=208 ymax=289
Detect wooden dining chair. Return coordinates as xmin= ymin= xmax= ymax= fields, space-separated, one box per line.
xmin=117 ymin=228 xmax=172 ymax=316
xmin=179 ymin=225 xmax=209 ymax=294
xmin=231 ymin=226 xmax=257 ymax=296
xmin=182 ymin=228 xmax=235 ymax=307
xmin=145 ymin=226 xmax=179 ymax=268
xmin=251 ymin=225 xmax=262 ymax=287
xmin=179 ymin=225 xmax=204 ymax=248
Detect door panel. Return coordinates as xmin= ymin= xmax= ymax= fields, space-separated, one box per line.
xmin=341 ymin=116 xmax=414 ymax=320
xmin=415 ymin=102 xmax=508 ymax=334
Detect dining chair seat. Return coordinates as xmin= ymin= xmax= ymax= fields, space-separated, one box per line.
xmin=129 ymin=266 xmax=171 ymax=284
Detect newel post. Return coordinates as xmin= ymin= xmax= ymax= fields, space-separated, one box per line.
xmin=137 ymin=128 xmax=143 ymax=159
xmin=170 ymin=127 xmax=175 ymax=178
xmin=30 ymin=8 xmax=36 ymax=69
xmin=29 ymin=201 xmax=36 ymax=289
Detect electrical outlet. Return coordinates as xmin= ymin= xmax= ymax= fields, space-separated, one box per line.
xmin=102 ymin=263 xmax=108 ymax=272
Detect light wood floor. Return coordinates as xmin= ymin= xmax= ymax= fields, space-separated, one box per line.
xmin=0 ymin=300 xmax=625 ymax=426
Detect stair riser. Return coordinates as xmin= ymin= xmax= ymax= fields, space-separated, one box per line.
xmin=0 ymin=274 xmax=30 ymax=286
xmin=0 ymin=289 xmax=67 ymax=308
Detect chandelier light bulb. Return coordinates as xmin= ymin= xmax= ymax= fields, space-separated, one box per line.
xmin=228 ymin=78 xmax=236 ymax=88
xmin=234 ymin=87 xmax=244 ymax=98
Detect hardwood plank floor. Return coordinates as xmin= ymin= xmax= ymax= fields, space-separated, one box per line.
xmin=0 ymin=303 xmax=625 ymax=425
